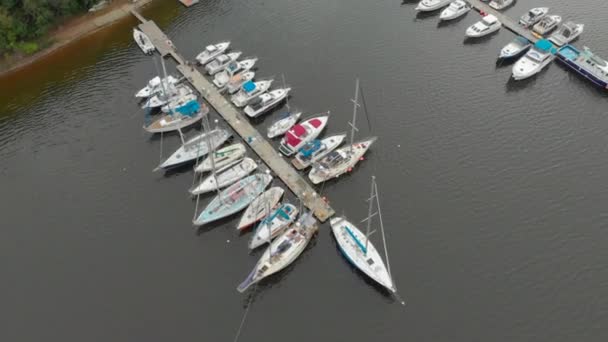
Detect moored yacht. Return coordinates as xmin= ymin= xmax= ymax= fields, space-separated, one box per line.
xmin=512 ymin=39 xmax=557 ymax=80
xmin=205 ymin=51 xmax=242 ymax=75
xmin=439 ymin=0 xmax=470 ymax=21
xmin=225 ymin=71 xmax=255 ymax=94
xmin=278 ymin=115 xmax=329 ymax=156
xmin=499 ymin=36 xmax=532 ymax=59
xmin=291 ymin=133 xmax=347 ymax=170
xmin=212 ymin=57 xmax=258 ymax=88
xmin=549 ymin=21 xmax=584 ymax=47
xmin=532 ymin=15 xmax=562 ymax=36
xmin=195 ymin=41 xmax=230 ymax=65
xmin=415 ymin=0 xmax=453 ymax=12
xmin=519 ymin=7 xmax=549 ymax=28
xmin=244 ymin=88 xmax=291 ymax=118
xmin=465 ymin=14 xmax=501 ymax=38
xmin=489 ymin=0 xmax=513 ymax=11
xmin=557 ymin=45 xmax=608 ymax=90
xmin=248 ymin=203 xmax=299 ymax=250
xmin=231 ymin=80 xmax=273 ymax=107
xmin=194 ymin=143 xmax=246 ymax=173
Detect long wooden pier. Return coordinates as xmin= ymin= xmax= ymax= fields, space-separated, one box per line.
xmin=133 ymin=15 xmax=335 ymax=222
xmin=467 ymin=0 xmax=538 ymax=43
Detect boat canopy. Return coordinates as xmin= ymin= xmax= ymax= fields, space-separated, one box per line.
xmin=206 ymin=45 xmax=216 ymax=51
xmin=308 ymin=118 xmax=323 ymax=128
xmin=535 ymin=39 xmax=556 ymax=53
xmin=299 ymin=140 xmax=321 ymax=157
xmin=175 ymin=100 xmax=200 ymax=116
xmin=242 ymin=81 xmax=256 ymax=93
xmin=482 ymin=14 xmax=498 ymax=25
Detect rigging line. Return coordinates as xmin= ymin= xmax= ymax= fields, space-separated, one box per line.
xmin=359 ymin=82 xmax=373 ymax=132
xmin=159 ymin=131 xmax=164 ymax=164
xmin=233 ymin=284 xmax=258 ymax=342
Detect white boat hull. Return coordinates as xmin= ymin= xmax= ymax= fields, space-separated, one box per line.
xmin=195 ymin=42 xmax=230 ymax=65
xmin=415 ymin=0 xmax=453 ymax=12
xmin=190 ymin=158 xmax=257 ymax=195
xmin=157 ymin=129 xmax=231 ymax=170
xmin=512 ymin=54 xmax=555 ymax=80
xmin=249 ymin=203 xmax=299 ymax=250
xmin=267 ymin=112 xmax=302 ymax=139
xmin=308 ymin=137 xmax=377 ymax=184
xmin=195 ymin=143 xmax=246 ymax=173
xmin=237 ymin=187 xmax=284 ymax=230
xmin=292 ymin=133 xmax=347 ymax=170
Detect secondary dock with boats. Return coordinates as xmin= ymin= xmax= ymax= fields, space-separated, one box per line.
xmin=132 ymin=14 xmax=335 ymax=222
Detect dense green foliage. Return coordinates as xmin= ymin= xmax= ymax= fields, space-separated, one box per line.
xmin=0 ymin=0 xmax=97 ymax=54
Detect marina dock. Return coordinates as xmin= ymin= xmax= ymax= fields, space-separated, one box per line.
xmin=133 ymin=14 xmax=335 ymax=222
xmin=467 ymin=0 xmax=538 ymax=43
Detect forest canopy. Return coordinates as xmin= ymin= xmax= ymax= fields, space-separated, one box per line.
xmin=0 ymin=0 xmax=97 ymax=54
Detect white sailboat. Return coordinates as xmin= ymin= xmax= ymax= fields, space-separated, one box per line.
xmin=135 ymin=75 xmax=179 ymax=98
xmin=194 ymin=143 xmax=246 ymax=173
xmin=330 ymin=176 xmax=402 ymax=300
xmin=156 ymin=129 xmax=231 ymax=170
xmin=267 ymin=111 xmax=302 ymax=139
xmin=291 ymin=133 xmax=347 ymax=170
xmin=248 ymin=203 xmax=299 ymax=250
xmin=237 ymin=187 xmax=284 ymax=230
xmin=189 ymin=157 xmax=257 ymax=195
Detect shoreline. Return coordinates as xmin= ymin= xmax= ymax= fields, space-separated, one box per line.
xmin=0 ymin=0 xmax=156 ymax=78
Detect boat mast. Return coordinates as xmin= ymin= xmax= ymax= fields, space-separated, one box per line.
xmin=373 ymin=176 xmax=394 ymax=289
xmin=160 ymin=55 xmax=169 ymax=102
xmin=364 ymin=175 xmax=376 ymax=255
xmin=349 ymin=78 xmax=360 ymax=154
xmin=282 ymin=74 xmax=290 ymax=112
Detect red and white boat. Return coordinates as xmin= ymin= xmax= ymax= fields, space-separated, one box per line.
xmin=278 ymin=115 xmax=329 ymax=156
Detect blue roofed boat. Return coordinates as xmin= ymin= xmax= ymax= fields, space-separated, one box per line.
xmin=512 ymin=39 xmax=557 ymax=81
xmin=557 ymin=45 xmax=608 ymax=90
xmin=231 ymin=79 xmax=273 ymax=107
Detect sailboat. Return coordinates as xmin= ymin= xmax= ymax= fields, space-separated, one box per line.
xmin=291 ymin=133 xmax=347 ymax=170
xmin=237 ymin=210 xmax=318 ymax=292
xmin=189 ymin=157 xmax=257 ymax=195
xmin=330 ymin=176 xmax=399 ymax=295
xmin=237 ymin=187 xmax=284 ymax=230
xmin=135 ymin=75 xmax=179 ymax=98
xmin=248 ymin=203 xmax=299 ymax=250
xmin=156 ymin=129 xmax=231 ymax=170
xmin=193 ymin=173 xmax=273 ymax=226
xmin=267 ymin=111 xmax=302 ymax=139
xmin=308 ymin=79 xmax=376 ymax=184
xmin=194 ymin=143 xmax=246 ymax=173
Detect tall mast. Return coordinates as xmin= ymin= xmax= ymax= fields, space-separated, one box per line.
xmin=349 ymin=78 xmax=360 ymax=154
xmin=364 ymin=175 xmax=375 ymax=255
xmin=373 ymin=176 xmax=393 ymax=288
xmin=160 ymin=55 xmax=169 ymax=101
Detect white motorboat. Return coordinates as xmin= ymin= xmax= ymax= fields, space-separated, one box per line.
xmin=244 ymin=88 xmax=291 ymax=118
xmin=195 ymin=41 xmax=230 ymax=65
xmin=331 ymin=176 xmax=399 ymax=295
xmin=267 ymin=111 xmax=302 ymax=139
xmin=308 ymin=137 xmax=377 ymax=184
xmin=237 ymin=187 xmax=284 ymax=230
xmin=205 ymin=51 xmax=242 ymax=75
xmin=489 ymin=0 xmax=513 ymax=11
xmin=548 ymin=21 xmax=584 ymax=47
xmin=212 ymin=57 xmax=258 ymax=88
xmin=439 ymin=0 xmax=470 ymax=21
xmin=133 ymin=28 xmax=154 ymax=55
xmin=278 ymin=115 xmax=329 ymax=156
xmin=512 ymin=39 xmax=557 ymax=80
xmin=499 ymin=36 xmax=532 ymax=59
xmin=156 ymin=129 xmax=231 ymax=170
xmin=144 ymin=100 xmax=209 ymax=134
xmin=237 ymin=211 xmax=318 ymax=293
xmin=248 ymin=203 xmax=299 ymax=250
xmin=142 ymin=85 xmax=191 ymax=109
xmin=533 ymin=15 xmax=562 ymax=36
xmin=415 ymin=0 xmax=453 ymax=12
xmin=189 ymin=158 xmax=257 ymax=195
xmin=195 ymin=143 xmax=247 ymax=173
xmin=465 ymin=14 xmax=501 ymax=38
xmin=291 ymin=133 xmax=347 ymax=170
xmin=135 ymin=75 xmax=179 ymax=98
xmin=161 ymin=92 xmax=198 ymax=113
xmin=226 ymin=71 xmax=255 ymax=94
xmin=519 ymin=7 xmax=549 ymax=28
xmin=231 ymin=80 xmax=273 ymax=107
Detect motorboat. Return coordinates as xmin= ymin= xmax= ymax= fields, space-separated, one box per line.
xmin=195 ymin=143 xmax=247 ymax=173
xmin=308 ymin=137 xmax=377 ymax=184
xmin=548 ymin=21 xmax=584 ymax=47
xmin=291 ymin=133 xmax=347 ymax=170
xmin=244 ymin=88 xmax=291 ymax=118
xmin=465 ymin=14 xmax=501 ymax=38
xmin=499 ymin=36 xmax=532 ymax=59
xmin=231 ymin=80 xmax=273 ymax=107
xmin=415 ymin=0 xmax=453 ymax=12
xmin=237 ymin=187 xmax=284 ymax=230
xmin=193 ymin=174 xmax=273 ymax=226
xmin=237 ymin=211 xmax=318 ymax=293
xmin=144 ymin=100 xmax=209 ymax=133
xmin=278 ymin=115 xmax=329 ymax=156
xmin=519 ymin=7 xmax=549 ymax=28
xmin=248 ymin=203 xmax=299 ymax=250
xmin=133 ymin=28 xmax=154 ymax=55
xmin=189 ymin=158 xmax=257 ymax=195
xmin=512 ymin=39 xmax=557 ymax=80
xmin=225 ymin=71 xmax=255 ymax=94
xmin=205 ymin=51 xmax=242 ymax=75
xmin=195 ymin=41 xmax=230 ymax=65
xmin=156 ymin=129 xmax=231 ymax=170
xmin=267 ymin=111 xmax=302 ymax=139
xmin=556 ymin=45 xmax=608 ymax=90
xmin=213 ymin=57 xmax=258 ymax=88
xmin=135 ymin=75 xmax=179 ymax=98
xmin=439 ymin=0 xmax=470 ymax=20
xmin=489 ymin=0 xmax=513 ymax=10
xmin=161 ymin=92 xmax=198 ymax=113
xmin=533 ymin=15 xmax=562 ymax=36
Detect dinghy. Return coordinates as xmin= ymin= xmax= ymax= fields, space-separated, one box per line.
xmin=195 ymin=143 xmax=247 ymax=173
xmin=237 ymin=211 xmax=318 ymax=292
xmin=291 ymin=133 xmax=347 ymax=170
xmin=267 ymin=111 xmax=302 ymax=139
xmin=249 ymin=203 xmax=299 ymax=250
xmin=231 ymin=80 xmax=273 ymax=107
xmin=226 ymin=71 xmax=255 ymax=94
xmin=237 ymin=187 xmax=284 ymax=230
xmin=213 ymin=58 xmax=258 ymax=88
xmin=133 ymin=28 xmax=154 ymax=55
xmin=205 ymin=51 xmax=242 ymax=75
xmin=193 ymin=173 xmax=273 ymax=226
xmin=196 ymin=41 xmax=230 ymax=65
xmin=144 ymin=100 xmax=209 ymax=133
xmin=244 ymin=88 xmax=291 ymax=118
xmin=189 ymin=158 xmax=257 ymax=195
xmin=156 ymin=129 xmax=231 ymax=170
xmin=278 ymin=115 xmax=329 ymax=156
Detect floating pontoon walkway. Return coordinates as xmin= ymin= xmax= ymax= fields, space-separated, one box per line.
xmin=132 ymin=11 xmax=335 ymax=222
xmin=467 ymin=0 xmax=538 ymax=43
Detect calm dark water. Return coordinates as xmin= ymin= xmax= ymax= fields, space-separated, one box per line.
xmin=2 ymin=0 xmax=608 ymax=341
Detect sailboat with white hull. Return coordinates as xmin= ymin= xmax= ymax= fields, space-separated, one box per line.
xmin=330 ymin=176 xmax=402 ymax=300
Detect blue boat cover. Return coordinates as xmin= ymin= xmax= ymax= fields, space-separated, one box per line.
xmin=535 ymin=39 xmax=555 ymax=53
xmin=299 ymin=140 xmax=321 ymax=158
xmin=175 ymin=100 xmax=200 ymax=117
xmin=242 ymin=81 xmax=256 ymax=93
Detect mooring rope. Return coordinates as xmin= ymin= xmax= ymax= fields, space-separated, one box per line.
xmin=232 ymin=285 xmax=258 ymax=342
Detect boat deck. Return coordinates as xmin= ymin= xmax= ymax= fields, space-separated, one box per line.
xmin=467 ymin=0 xmax=538 ymax=43
xmin=133 ymin=11 xmax=335 ymax=222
